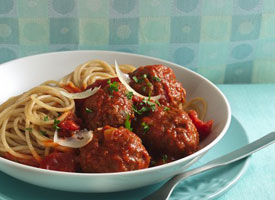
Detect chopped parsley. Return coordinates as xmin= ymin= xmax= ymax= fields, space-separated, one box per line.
xmin=107 ymin=79 xmax=119 ymax=94
xmin=148 ymin=94 xmax=151 ymax=101
xmin=147 ymin=82 xmax=153 ymax=87
xmin=40 ymin=130 xmax=47 ymax=136
xmin=141 ymin=122 xmax=149 ymax=133
xmin=133 ymin=98 xmax=157 ymax=115
xmin=139 ymin=106 xmax=150 ymax=113
xmin=43 ymin=116 xmax=49 ymax=121
xmin=164 ymin=106 xmax=170 ymax=111
xmin=25 ymin=127 xmax=32 ymax=132
xmin=142 ymin=86 xmax=147 ymax=92
xmin=126 ymin=91 xmax=133 ymax=100
xmin=133 ymin=105 xmax=147 ymax=115
xmin=144 ymin=99 xmax=156 ymax=112
xmin=85 ymin=107 xmax=93 ymax=113
xmin=155 ymin=100 xmax=161 ymax=106
xmin=124 ymin=115 xmax=132 ymax=131
xmin=132 ymin=76 xmax=139 ymax=83
xmin=53 ymin=119 xmax=60 ymax=130
xmin=132 ymin=75 xmax=147 ymax=83
xmin=162 ymin=154 xmax=168 ymax=163
xmin=152 ymin=76 xmax=161 ymax=82
xmin=133 ymin=105 xmax=142 ymax=115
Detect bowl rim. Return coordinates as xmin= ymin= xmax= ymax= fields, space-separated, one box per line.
xmin=0 ymin=50 xmax=231 ymax=177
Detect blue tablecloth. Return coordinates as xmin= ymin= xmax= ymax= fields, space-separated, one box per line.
xmin=217 ymin=84 xmax=275 ymax=200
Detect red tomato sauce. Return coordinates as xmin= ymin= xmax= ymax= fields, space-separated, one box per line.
xmin=3 ymin=64 xmax=214 ymax=173
xmin=188 ymin=110 xmax=213 ymax=141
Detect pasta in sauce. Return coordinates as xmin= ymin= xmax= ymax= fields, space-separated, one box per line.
xmin=0 ymin=60 xmax=212 ymax=172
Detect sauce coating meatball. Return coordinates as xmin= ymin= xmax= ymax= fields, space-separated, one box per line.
xmin=79 ymin=126 xmax=150 ymax=173
xmin=80 ymin=79 xmax=134 ymax=130
xmin=134 ymin=106 xmax=199 ymax=160
xmin=40 ymin=152 xmax=77 ymax=172
xmin=129 ymin=65 xmax=186 ymax=108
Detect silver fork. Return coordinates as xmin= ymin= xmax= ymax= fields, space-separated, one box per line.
xmin=143 ymin=131 xmax=275 ymax=200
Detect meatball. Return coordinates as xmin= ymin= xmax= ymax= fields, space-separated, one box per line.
xmin=129 ymin=65 xmax=186 ymax=108
xmin=79 ymin=126 xmax=150 ymax=173
xmin=134 ymin=106 xmax=199 ymax=159
xmin=80 ymin=79 xmax=134 ymax=130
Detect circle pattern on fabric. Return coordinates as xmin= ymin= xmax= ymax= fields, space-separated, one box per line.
xmin=52 ymin=0 xmax=75 ymax=14
xmin=239 ymin=21 xmax=254 ymax=35
xmin=174 ymin=47 xmax=195 ymax=65
xmin=112 ymin=0 xmax=136 ymax=14
xmin=176 ymin=0 xmax=199 ymax=13
xmin=231 ymin=44 xmax=253 ymax=60
xmin=117 ymin=25 xmax=131 ymax=39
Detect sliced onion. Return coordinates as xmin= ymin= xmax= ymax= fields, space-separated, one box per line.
xmin=115 ymin=60 xmax=161 ymax=101
xmin=60 ymin=87 xmax=100 ymax=99
xmin=116 ymin=65 xmax=131 ymax=83
xmin=54 ymin=129 xmax=93 ymax=148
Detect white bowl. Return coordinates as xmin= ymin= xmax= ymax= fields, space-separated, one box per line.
xmin=0 ymin=51 xmax=231 ymax=192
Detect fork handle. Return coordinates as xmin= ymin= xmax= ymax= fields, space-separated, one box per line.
xmin=143 ymin=132 xmax=275 ymax=200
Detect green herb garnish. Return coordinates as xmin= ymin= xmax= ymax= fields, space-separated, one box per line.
xmin=132 ymin=76 xmax=139 ymax=83
xmin=133 ymin=98 xmax=157 ymax=115
xmin=143 ymin=74 xmax=147 ymax=79
xmin=126 ymin=91 xmax=133 ymax=100
xmin=107 ymin=79 xmax=119 ymax=94
xmin=162 ymin=154 xmax=168 ymax=163
xmin=132 ymin=105 xmax=140 ymax=114
xmin=134 ymin=105 xmax=149 ymax=114
xmin=147 ymin=82 xmax=153 ymax=87
xmin=85 ymin=107 xmax=93 ymax=113
xmin=145 ymin=100 xmax=156 ymax=111
xmin=152 ymin=76 xmax=161 ymax=82
xmin=25 ymin=127 xmax=32 ymax=132
xmin=139 ymin=106 xmax=150 ymax=113
xmin=40 ymin=130 xmax=47 ymax=136
xmin=164 ymin=107 xmax=170 ymax=111
xmin=142 ymin=86 xmax=147 ymax=92
xmin=124 ymin=115 xmax=132 ymax=131
xmin=53 ymin=119 xmax=60 ymax=130
xmin=155 ymin=100 xmax=161 ymax=106
xmin=43 ymin=116 xmax=49 ymax=121
xmin=141 ymin=122 xmax=149 ymax=133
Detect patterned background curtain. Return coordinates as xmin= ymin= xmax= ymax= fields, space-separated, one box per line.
xmin=0 ymin=0 xmax=275 ymax=83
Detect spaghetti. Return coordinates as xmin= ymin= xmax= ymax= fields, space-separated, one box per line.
xmin=0 ymin=60 xmax=136 ymax=163
xmin=0 ymin=59 xmax=207 ymax=167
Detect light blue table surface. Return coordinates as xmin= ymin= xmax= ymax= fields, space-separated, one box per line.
xmin=0 ymin=84 xmax=274 ymax=200
xmin=217 ymin=84 xmax=275 ymax=200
